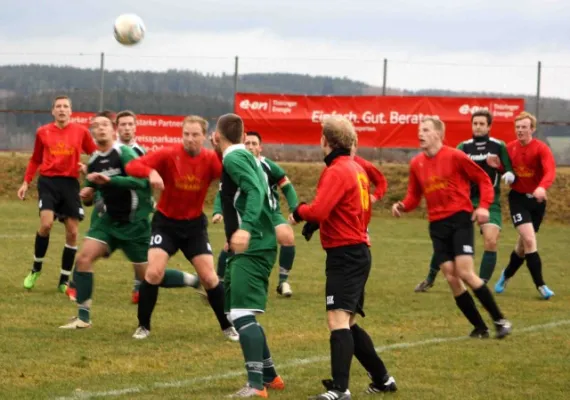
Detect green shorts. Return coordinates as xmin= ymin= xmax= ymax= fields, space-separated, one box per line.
xmin=224 ymin=249 xmax=277 ymax=313
xmin=271 ymin=209 xmax=287 ymax=227
xmin=473 ymin=197 xmax=502 ymax=229
xmin=85 ymin=214 xmax=150 ymax=263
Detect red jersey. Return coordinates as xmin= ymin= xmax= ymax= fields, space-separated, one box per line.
xmin=507 ymin=139 xmax=556 ymax=194
xmin=125 ymin=145 xmax=222 ymax=220
xmin=353 ymin=155 xmax=388 ymax=200
xmin=24 ymin=122 xmax=96 ymax=183
xmin=297 ymin=154 xmax=371 ymax=249
xmin=402 ymin=146 xmax=494 ymax=222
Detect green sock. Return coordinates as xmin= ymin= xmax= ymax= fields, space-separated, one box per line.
xmin=479 ymin=251 xmax=497 ymax=282
xmin=217 ymin=250 xmax=230 ymax=281
xmin=259 ymin=325 xmax=278 ymax=383
xmin=160 ymin=269 xmax=199 ymax=288
xmin=426 ymin=253 xmax=440 ymax=283
xmin=73 ymin=268 xmax=93 ymax=323
xmin=233 ymin=315 xmax=265 ymax=390
xmin=278 ymin=245 xmax=295 ymax=284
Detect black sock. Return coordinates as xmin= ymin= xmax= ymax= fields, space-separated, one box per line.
xmin=32 ymin=232 xmax=50 ymax=272
xmin=138 ymin=280 xmax=159 ymax=330
xmin=206 ymin=282 xmax=231 ymax=330
xmin=473 ymin=284 xmax=504 ymax=322
xmin=330 ymin=329 xmax=354 ymax=392
xmin=350 ymin=324 xmax=388 ymax=384
xmin=454 ymin=291 xmax=487 ymax=329
xmin=525 ymin=252 xmax=545 ymax=287
xmin=504 ymin=251 xmax=525 ymax=279
xmin=59 ymin=245 xmax=77 ymax=285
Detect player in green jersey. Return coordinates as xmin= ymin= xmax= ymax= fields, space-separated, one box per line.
xmin=212 ymin=131 xmax=298 ymax=297
xmin=212 ymin=114 xmax=284 ymax=398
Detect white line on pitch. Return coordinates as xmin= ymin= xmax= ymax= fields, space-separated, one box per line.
xmin=53 ymin=319 xmax=570 ymax=400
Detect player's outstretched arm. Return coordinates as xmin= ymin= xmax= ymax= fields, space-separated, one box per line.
xmin=538 ymin=143 xmax=556 ymax=190
xmin=398 ymin=163 xmax=422 ymax=214
xmin=108 ymin=146 xmax=149 ymax=190
xmin=354 ymin=155 xmax=388 ymax=201
xmin=458 ymin=152 xmax=494 ymax=209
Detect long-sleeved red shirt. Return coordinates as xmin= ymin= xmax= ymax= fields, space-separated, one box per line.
xmin=24 ymin=122 xmax=97 ymax=183
xmin=125 ymin=144 xmax=222 ymax=220
xmin=353 ymin=155 xmax=388 ymax=200
xmin=402 ymin=146 xmax=494 ymax=222
xmin=507 ymin=139 xmax=556 ymax=194
xmin=297 ymin=155 xmax=371 ymax=249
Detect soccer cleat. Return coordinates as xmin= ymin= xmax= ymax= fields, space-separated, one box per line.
xmin=309 ymin=379 xmax=352 ymax=400
xmin=494 ymin=270 xmax=508 ymax=294
xmin=414 ymin=279 xmax=434 ymax=292
xmin=223 ymin=326 xmax=240 ymax=342
xmin=277 ymin=281 xmax=293 ymax=297
xmin=227 ymin=383 xmax=268 ymax=398
xmin=59 ymin=316 xmax=91 ymax=329
xmin=494 ymin=319 xmax=512 ymax=339
xmin=132 ymin=326 xmax=150 ymax=340
xmin=264 ymin=375 xmax=285 ymax=390
xmin=65 ymin=285 xmax=77 ymax=302
xmin=131 ymin=290 xmax=139 ymax=304
xmin=537 ymin=285 xmax=554 ymax=300
xmin=23 ymin=271 xmax=41 ymax=290
xmin=365 ymin=375 xmax=397 ymax=394
xmin=469 ymin=327 xmax=490 ymax=339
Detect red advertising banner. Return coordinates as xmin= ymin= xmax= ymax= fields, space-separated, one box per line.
xmin=70 ymin=112 xmax=184 ymax=152
xmin=234 ymin=94 xmax=525 ymax=148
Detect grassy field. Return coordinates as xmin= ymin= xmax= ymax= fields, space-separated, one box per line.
xmin=0 ymin=200 xmax=569 ymax=400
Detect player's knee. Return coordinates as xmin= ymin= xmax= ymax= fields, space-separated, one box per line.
xmin=520 ymin=234 xmax=536 ymax=253
xmin=75 ymin=251 xmax=91 ymax=271
xmin=483 ymin=235 xmax=498 ymax=251
xmin=277 ymin=225 xmax=295 ymax=246
xmin=145 ymin=267 xmax=166 ymax=285
xmin=65 ymin=230 xmax=79 ymax=246
xmin=199 ymin=271 xmax=219 ymax=289
xmin=38 ymin=221 xmax=53 ymax=236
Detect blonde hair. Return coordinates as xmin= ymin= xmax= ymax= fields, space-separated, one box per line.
xmin=421 ymin=117 xmax=446 ymax=137
xmin=183 ymin=115 xmax=209 ymax=135
xmin=515 ymin=111 xmax=537 ymax=129
xmin=322 ymin=115 xmax=357 ymax=150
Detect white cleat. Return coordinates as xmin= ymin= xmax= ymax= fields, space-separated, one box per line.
xmin=132 ymin=326 xmax=150 ymax=339
xmin=277 ymin=281 xmax=293 ymax=297
xmin=223 ymin=326 xmax=240 ymax=342
xmin=227 ymin=383 xmax=267 ymax=397
xmin=59 ymin=316 xmax=92 ymax=329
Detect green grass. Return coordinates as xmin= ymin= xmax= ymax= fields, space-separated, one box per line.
xmin=0 ymin=200 xmax=569 ymax=400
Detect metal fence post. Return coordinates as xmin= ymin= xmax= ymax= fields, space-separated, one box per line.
xmin=99 ymin=52 xmax=105 ymax=112
xmin=232 ymin=56 xmax=239 ymax=112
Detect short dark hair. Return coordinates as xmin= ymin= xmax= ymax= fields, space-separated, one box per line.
xmin=52 ymin=95 xmax=72 ymax=109
xmin=471 ymin=110 xmax=493 ymax=126
xmin=217 ymin=113 xmax=244 ymax=144
xmin=95 ymin=110 xmax=116 ymax=127
xmin=116 ymin=110 xmax=136 ymax=124
xmin=246 ymin=131 xmax=262 ymax=143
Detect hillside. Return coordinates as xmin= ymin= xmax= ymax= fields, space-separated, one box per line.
xmin=1 ymin=64 xmax=570 ymax=159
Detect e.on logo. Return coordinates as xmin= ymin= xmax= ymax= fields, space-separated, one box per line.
xmin=458 ymin=104 xmax=489 ymax=115
xmin=239 ymin=99 xmax=269 ymax=111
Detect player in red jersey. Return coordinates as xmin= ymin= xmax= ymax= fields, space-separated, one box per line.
xmin=18 ymin=95 xmax=97 ymax=294
xmin=125 ymin=115 xmax=238 ymax=341
xmin=392 ymin=117 xmax=512 ymax=339
xmin=290 ymin=116 xmax=396 ymax=400
xmin=493 ymin=112 xmax=556 ymax=299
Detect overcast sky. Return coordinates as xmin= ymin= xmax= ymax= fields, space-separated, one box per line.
xmin=1 ymin=0 xmax=570 ymax=98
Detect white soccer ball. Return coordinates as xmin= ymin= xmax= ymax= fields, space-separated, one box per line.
xmin=113 ymin=14 xmax=145 ymax=46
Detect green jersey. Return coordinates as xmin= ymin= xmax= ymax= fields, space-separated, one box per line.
xmin=457 ymin=135 xmax=513 ymax=200
xmin=87 ymin=143 xmax=153 ymax=223
xmin=219 ymin=144 xmax=276 ymax=254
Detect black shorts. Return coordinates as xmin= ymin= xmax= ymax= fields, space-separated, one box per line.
xmin=149 ymin=211 xmax=212 ymax=260
xmin=37 ymin=176 xmax=84 ymax=222
xmin=325 ymin=243 xmax=371 ymax=317
xmin=508 ymin=190 xmax=546 ymax=232
xmin=429 ymin=211 xmax=474 ymax=267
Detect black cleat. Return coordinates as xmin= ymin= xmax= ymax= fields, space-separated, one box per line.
xmin=469 ymin=327 xmax=490 ymax=339
xmin=308 ymin=379 xmax=352 ymax=400
xmin=365 ymin=375 xmax=397 ymax=394
xmin=494 ymin=319 xmax=512 ymax=339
